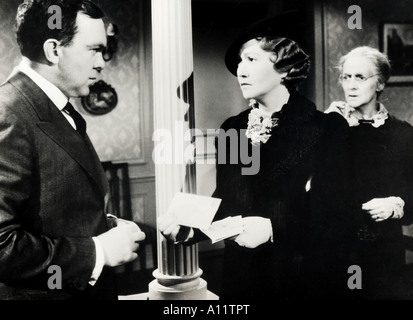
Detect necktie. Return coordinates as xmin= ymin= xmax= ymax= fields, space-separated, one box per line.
xmin=64 ymin=102 xmax=87 ymax=137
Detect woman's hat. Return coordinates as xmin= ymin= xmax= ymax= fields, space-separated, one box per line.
xmin=224 ymin=10 xmax=306 ymax=76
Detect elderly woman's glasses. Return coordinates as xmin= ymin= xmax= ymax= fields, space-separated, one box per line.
xmin=339 ymin=73 xmax=379 ymax=84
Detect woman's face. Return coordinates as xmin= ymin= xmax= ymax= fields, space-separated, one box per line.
xmin=237 ymin=39 xmax=286 ymax=102
xmin=341 ymin=56 xmax=384 ymax=110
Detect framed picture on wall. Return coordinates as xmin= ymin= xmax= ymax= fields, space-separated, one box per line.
xmin=381 ymin=22 xmax=413 ymax=83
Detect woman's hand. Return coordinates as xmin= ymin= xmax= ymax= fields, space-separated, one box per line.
xmin=158 ymin=213 xmax=194 ymax=243
xmin=362 ymin=197 xmax=405 ymax=222
xmin=233 ymin=216 xmax=273 ymax=248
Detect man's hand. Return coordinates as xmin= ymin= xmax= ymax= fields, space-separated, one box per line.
xmin=97 ymin=222 xmax=145 ymax=267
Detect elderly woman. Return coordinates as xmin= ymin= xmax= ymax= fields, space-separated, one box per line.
xmin=310 ymin=46 xmax=413 ymax=299
xmin=160 ymin=12 xmax=345 ymax=300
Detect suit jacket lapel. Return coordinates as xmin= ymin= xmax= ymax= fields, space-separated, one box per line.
xmin=8 ymin=72 xmax=108 ymax=197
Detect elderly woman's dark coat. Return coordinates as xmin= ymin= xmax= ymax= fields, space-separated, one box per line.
xmin=309 ymin=114 xmax=413 ymax=300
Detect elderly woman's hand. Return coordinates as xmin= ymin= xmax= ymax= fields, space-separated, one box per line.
xmin=362 ymin=197 xmax=405 ymax=222
xmin=158 ymin=214 xmax=194 ymax=243
xmin=233 ymin=216 xmax=273 ymax=248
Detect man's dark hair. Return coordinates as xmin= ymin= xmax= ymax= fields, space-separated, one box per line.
xmin=16 ymin=0 xmax=105 ymax=62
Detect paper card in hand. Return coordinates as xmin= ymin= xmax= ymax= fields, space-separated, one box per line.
xmin=166 ymin=192 xmax=222 ymax=230
xmin=201 ymin=216 xmax=245 ymax=243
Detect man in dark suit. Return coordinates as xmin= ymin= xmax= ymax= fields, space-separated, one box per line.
xmin=0 ymin=0 xmax=145 ymax=299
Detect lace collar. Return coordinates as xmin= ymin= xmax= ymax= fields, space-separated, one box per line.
xmin=325 ymin=101 xmax=389 ymax=128
xmin=245 ymin=99 xmax=279 ymax=146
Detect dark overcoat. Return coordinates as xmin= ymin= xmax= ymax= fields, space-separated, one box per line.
xmin=212 ymin=92 xmax=346 ymax=300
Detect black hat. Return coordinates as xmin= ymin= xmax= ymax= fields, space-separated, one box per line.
xmin=224 ymin=10 xmax=306 ymax=76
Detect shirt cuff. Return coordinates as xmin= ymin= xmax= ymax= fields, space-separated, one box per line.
xmin=391 ymin=196 xmax=405 ymax=219
xmin=89 ymin=237 xmax=105 ymax=286
xmin=106 ymin=213 xmax=118 ymax=229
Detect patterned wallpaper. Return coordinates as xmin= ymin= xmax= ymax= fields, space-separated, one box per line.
xmin=323 ymin=0 xmax=413 ymax=125
xmin=0 ymin=0 xmax=147 ymax=163
xmin=80 ymin=0 xmax=146 ymax=162
xmin=0 ymin=1 xmax=21 ymax=81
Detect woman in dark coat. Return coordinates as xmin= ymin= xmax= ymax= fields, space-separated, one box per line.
xmin=159 ymin=12 xmax=346 ymax=300
xmin=212 ymin=88 xmax=341 ymax=300
xmin=200 ymin=13 xmax=346 ymax=300
xmin=309 ymin=46 xmax=413 ymax=300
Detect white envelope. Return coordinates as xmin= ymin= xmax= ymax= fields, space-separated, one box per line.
xmin=201 ymin=216 xmax=245 ymax=243
xmin=166 ymin=192 xmax=222 ymax=229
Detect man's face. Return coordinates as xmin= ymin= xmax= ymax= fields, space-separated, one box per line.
xmin=57 ymin=12 xmax=107 ymax=97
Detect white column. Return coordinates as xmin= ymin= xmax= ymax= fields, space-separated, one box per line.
xmin=149 ymin=0 xmax=208 ymax=300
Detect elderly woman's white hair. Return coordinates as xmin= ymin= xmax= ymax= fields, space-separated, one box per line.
xmin=337 ymin=46 xmax=391 ymax=91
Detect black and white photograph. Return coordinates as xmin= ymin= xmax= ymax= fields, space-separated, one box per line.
xmin=1 ymin=0 xmax=413 ymax=311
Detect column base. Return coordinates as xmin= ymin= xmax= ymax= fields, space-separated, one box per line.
xmin=148 ymin=276 xmax=208 ymax=300
xmin=118 ymin=289 xmax=219 ymax=300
